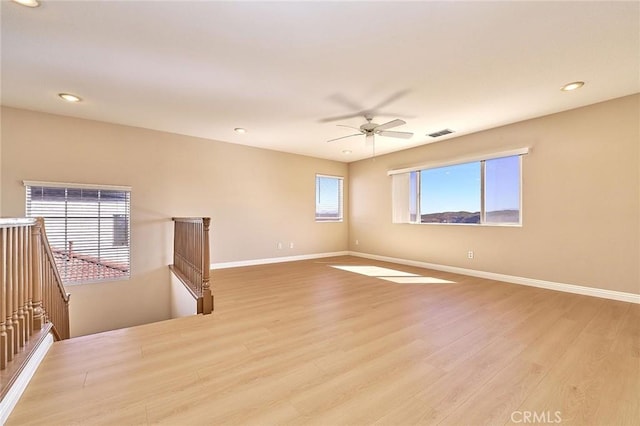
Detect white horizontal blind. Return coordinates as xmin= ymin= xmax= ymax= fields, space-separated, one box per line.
xmin=25 ymin=183 xmax=131 ymax=284
xmin=391 ymin=173 xmax=411 ymax=223
xmin=316 ymin=175 xmax=343 ymax=221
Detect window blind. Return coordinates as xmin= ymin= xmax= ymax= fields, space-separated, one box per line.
xmin=391 ymin=173 xmax=411 ymax=223
xmin=25 ymin=182 xmax=131 ymax=284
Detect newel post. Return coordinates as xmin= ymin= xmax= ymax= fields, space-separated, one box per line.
xmin=30 ymin=218 xmax=45 ymax=330
xmin=201 ymin=218 xmax=213 ymax=314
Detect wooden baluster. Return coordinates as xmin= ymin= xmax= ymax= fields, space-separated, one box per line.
xmin=10 ymin=227 xmax=19 ymax=353
xmin=202 ymin=218 xmax=212 ymax=314
xmin=192 ymin=222 xmax=197 ymax=290
xmin=45 ymin=261 xmax=50 ymax=326
xmin=16 ymin=226 xmax=26 ymax=348
xmin=31 ymin=219 xmax=44 ymax=331
xmin=6 ymin=227 xmax=15 ymax=360
xmin=182 ymin=223 xmax=191 ymax=281
xmin=43 ymin=260 xmax=48 ymax=326
xmin=43 ymin=249 xmax=49 ymax=325
xmin=25 ymin=225 xmax=33 ymax=338
xmin=1 ymin=228 xmax=7 ymax=370
xmin=188 ymin=222 xmax=191 ymax=282
xmin=176 ymin=222 xmax=181 ymax=273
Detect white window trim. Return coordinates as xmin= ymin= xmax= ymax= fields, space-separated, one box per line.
xmin=23 ymin=180 xmax=132 ymax=192
xmin=315 ymin=174 xmax=344 ymax=222
xmin=24 ymin=180 xmax=132 ymax=285
xmin=391 ymin=153 xmax=524 ymax=227
xmin=387 ymin=147 xmax=529 ymax=176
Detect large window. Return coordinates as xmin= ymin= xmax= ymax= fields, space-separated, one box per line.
xmin=316 ymin=174 xmax=343 ymax=222
xmin=25 ymin=181 xmax=131 ymax=284
xmin=391 ymin=151 xmax=524 ymax=226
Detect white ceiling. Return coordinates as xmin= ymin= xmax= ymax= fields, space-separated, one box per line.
xmin=2 ymin=0 xmax=639 ymax=162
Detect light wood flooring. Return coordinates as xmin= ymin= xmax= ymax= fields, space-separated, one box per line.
xmin=8 ymin=256 xmax=640 ymax=425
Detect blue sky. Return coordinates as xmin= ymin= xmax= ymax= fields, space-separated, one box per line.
xmin=420 ymin=156 xmax=520 ymax=214
xmin=421 ymin=162 xmax=481 ymax=213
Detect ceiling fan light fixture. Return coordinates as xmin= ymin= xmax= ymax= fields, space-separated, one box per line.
xmin=560 ymin=81 xmax=585 ymax=92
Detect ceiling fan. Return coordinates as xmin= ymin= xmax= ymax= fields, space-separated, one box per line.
xmin=327 ymin=115 xmax=413 ymax=144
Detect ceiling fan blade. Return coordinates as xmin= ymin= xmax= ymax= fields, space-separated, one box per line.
xmin=374 ymin=111 xmax=417 ymax=119
xmin=327 ymin=133 xmax=362 ymax=143
xmin=327 ymin=93 xmax=365 ymax=112
xmin=337 ymin=124 xmax=361 ymax=131
xmin=319 ymin=112 xmax=367 ymax=123
xmin=370 ymin=89 xmax=410 ymax=111
xmin=378 ymin=130 xmax=413 ymax=139
xmin=375 ymin=119 xmax=406 ymax=131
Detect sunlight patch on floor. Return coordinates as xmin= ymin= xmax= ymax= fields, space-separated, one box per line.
xmin=331 ymin=265 xmax=419 ymax=277
xmin=330 ymin=265 xmax=455 ymax=285
xmin=378 ymin=276 xmax=455 ymax=284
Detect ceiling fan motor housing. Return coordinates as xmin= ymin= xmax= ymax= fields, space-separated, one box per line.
xmin=360 ymin=122 xmax=378 ymax=133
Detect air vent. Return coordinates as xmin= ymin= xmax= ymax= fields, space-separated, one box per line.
xmin=427 ymin=129 xmax=454 ymax=138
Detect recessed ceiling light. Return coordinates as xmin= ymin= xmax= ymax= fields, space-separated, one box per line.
xmin=58 ymin=93 xmax=82 ymax=103
xmin=560 ymin=81 xmax=585 ymax=92
xmin=234 ymin=128 xmax=246 ymax=134
xmin=342 ymin=150 xmax=352 ymax=155
xmin=12 ymin=0 xmax=40 ymax=8
xmin=58 ymin=93 xmax=82 ymax=102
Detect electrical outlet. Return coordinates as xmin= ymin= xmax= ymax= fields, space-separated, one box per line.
xmin=355 ymin=239 xmax=359 ymax=245
xmin=289 ymin=242 xmax=294 ymax=249
xmin=277 ymin=242 xmax=283 ymax=250
xmin=467 ymin=250 xmax=474 ymax=259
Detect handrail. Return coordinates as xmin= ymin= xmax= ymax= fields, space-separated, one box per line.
xmin=1 ymin=217 xmax=70 ymax=379
xmin=171 ymin=217 xmax=213 ymax=314
xmin=0 ymin=218 xmax=36 ymax=228
xmin=35 ymin=218 xmax=70 ymax=340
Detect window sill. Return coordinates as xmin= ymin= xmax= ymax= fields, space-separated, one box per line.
xmin=62 ymin=276 xmax=131 ymax=287
xmin=408 ymin=222 xmax=522 ymax=227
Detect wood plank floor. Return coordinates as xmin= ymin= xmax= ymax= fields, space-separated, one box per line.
xmin=8 ymin=256 xmax=640 ymax=425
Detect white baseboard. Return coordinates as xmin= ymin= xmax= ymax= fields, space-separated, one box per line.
xmin=211 ymin=251 xmax=350 ymax=270
xmin=349 ymin=251 xmax=640 ymax=304
xmin=0 ymin=332 xmax=54 ymax=424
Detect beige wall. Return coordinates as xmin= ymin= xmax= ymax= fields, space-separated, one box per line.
xmin=1 ymin=107 xmax=348 ymax=335
xmin=349 ymin=94 xmax=639 ymax=295
xmin=170 ymin=273 xmax=198 ymax=319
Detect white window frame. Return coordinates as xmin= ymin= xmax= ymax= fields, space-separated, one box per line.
xmin=389 ymin=148 xmax=527 ymax=227
xmin=24 ymin=180 xmax=132 ymax=285
xmin=315 ymin=174 xmax=344 ymax=222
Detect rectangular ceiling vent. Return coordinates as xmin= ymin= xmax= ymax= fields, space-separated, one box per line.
xmin=427 ymin=129 xmax=454 ymax=138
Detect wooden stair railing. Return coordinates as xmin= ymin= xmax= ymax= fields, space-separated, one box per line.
xmin=1 ymin=217 xmax=70 ymax=390
xmin=170 ymin=217 xmax=213 ymax=314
